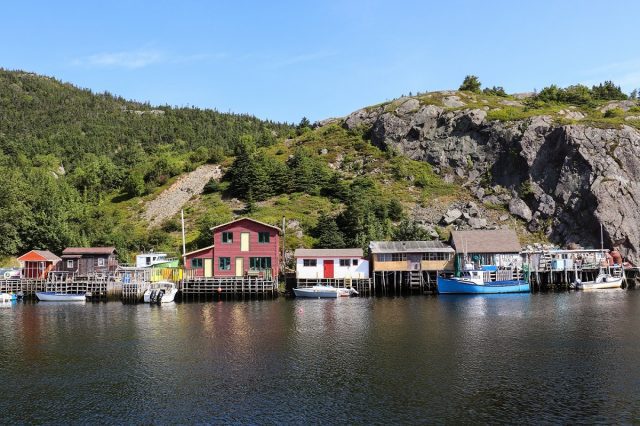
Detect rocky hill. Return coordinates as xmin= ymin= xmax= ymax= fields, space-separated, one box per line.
xmin=337 ymin=92 xmax=640 ymax=262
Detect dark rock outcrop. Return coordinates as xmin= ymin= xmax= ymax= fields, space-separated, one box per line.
xmin=342 ymin=101 xmax=640 ymax=262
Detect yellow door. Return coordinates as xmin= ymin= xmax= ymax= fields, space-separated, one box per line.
xmin=204 ymin=259 xmax=213 ymax=277
xmin=240 ymin=232 xmax=250 ymax=252
xmin=235 ymin=257 xmax=244 ymax=277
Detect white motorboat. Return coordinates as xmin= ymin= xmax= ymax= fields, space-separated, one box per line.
xmin=143 ymin=281 xmax=178 ymax=304
xmin=36 ymin=291 xmax=86 ymax=302
xmin=575 ymin=273 xmax=623 ymax=290
xmin=293 ymin=285 xmax=358 ymax=298
xmin=0 ymin=293 xmax=17 ymax=302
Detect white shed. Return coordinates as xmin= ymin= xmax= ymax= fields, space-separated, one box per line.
xmin=294 ymin=248 xmax=369 ymax=279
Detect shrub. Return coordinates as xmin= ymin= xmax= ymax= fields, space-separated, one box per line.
xmin=604 ymin=108 xmax=625 ymax=118
xmin=459 ymin=75 xmax=481 ymax=93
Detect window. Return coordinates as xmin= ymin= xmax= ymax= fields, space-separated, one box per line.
xmin=98 ymin=258 xmax=105 ymax=267
xmin=303 ymin=259 xmax=317 ymax=267
xmin=422 ymin=252 xmax=452 ymax=261
xmin=191 ymin=258 xmax=203 ymax=268
xmin=352 ymin=259 xmax=359 ymax=266
xmin=67 ymin=260 xmax=74 ymax=268
xmin=258 ymin=232 xmax=270 ymax=243
xmin=339 ymin=259 xmax=350 ymax=267
xmin=222 ymin=232 xmax=233 ymax=243
xmin=219 ymin=257 xmax=231 ymax=270
xmin=250 ymin=257 xmax=271 ymax=270
xmin=378 ymin=253 xmax=406 ymax=262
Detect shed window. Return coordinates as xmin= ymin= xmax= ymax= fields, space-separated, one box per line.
xmin=191 ymin=258 xmax=203 ymax=268
xmin=352 ymin=259 xmax=358 ymax=266
xmin=339 ymin=259 xmax=350 ymax=267
xmin=67 ymin=260 xmax=74 ymax=268
xmin=222 ymin=232 xmax=233 ymax=243
xmin=98 ymin=258 xmax=105 ymax=267
xmin=303 ymin=259 xmax=317 ymax=267
xmin=219 ymin=257 xmax=231 ymax=270
xmin=250 ymin=257 xmax=271 ymax=270
xmin=378 ymin=253 xmax=406 ymax=262
xmin=258 ymin=232 xmax=270 ymax=243
xmin=422 ymin=252 xmax=451 ymax=261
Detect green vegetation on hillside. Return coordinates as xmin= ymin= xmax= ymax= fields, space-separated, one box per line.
xmin=0 ymin=69 xmax=292 ymax=260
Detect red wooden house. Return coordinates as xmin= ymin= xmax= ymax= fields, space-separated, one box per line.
xmin=183 ymin=245 xmax=214 ymax=278
xmin=17 ymin=250 xmax=62 ymax=279
xmin=184 ymin=218 xmax=281 ymax=279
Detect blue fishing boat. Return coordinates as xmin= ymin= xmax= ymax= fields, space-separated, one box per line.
xmin=437 ymin=266 xmax=530 ymax=294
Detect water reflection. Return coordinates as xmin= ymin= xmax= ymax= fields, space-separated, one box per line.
xmin=0 ymin=293 xmax=638 ymax=423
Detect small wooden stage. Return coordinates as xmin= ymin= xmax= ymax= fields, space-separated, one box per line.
xmin=294 ymin=278 xmax=373 ymax=296
xmin=180 ymin=277 xmax=278 ymax=301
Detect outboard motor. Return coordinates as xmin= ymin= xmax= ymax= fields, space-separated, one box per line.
xmin=150 ymin=289 xmax=158 ymax=302
xmin=156 ymin=290 xmax=164 ymax=304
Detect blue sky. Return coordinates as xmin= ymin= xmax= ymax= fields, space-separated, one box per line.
xmin=3 ymin=0 xmax=640 ymax=123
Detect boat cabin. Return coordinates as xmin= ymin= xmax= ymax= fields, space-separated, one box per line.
xmin=59 ymin=247 xmax=118 ymax=276
xmin=17 ymin=250 xmax=61 ymax=279
xmin=294 ymin=248 xmax=369 ymax=279
xmin=135 ymin=252 xmax=178 ymax=268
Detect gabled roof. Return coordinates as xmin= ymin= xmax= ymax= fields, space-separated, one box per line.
xmin=450 ymin=229 xmax=521 ymax=254
xmin=183 ymin=245 xmax=215 ymax=257
xmin=369 ymin=241 xmax=454 ymax=254
xmin=17 ymin=250 xmax=61 ymax=262
xmin=62 ymin=247 xmax=116 ymax=255
xmin=210 ymin=217 xmax=281 ymax=233
xmin=294 ymin=248 xmax=363 ymax=258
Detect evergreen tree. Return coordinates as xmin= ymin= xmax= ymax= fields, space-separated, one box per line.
xmin=459 ymin=75 xmax=482 ymax=93
xmin=392 ymin=218 xmax=430 ymax=241
xmin=313 ymin=213 xmax=345 ymax=249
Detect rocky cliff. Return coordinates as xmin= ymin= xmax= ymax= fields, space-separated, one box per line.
xmin=340 ymin=95 xmax=640 ymax=262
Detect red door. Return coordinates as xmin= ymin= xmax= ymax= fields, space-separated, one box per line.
xmin=323 ymin=260 xmax=334 ymax=278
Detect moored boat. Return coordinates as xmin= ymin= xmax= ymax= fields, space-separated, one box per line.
xmin=0 ymin=293 xmax=17 ymax=302
xmin=575 ymin=273 xmax=623 ymax=290
xmin=36 ymin=291 xmax=86 ymax=302
xmin=143 ymin=281 xmax=178 ymax=304
xmin=437 ymin=267 xmax=530 ymax=294
xmin=293 ymin=285 xmax=357 ymax=298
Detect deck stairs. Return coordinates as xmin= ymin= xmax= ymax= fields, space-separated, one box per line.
xmin=538 ymin=253 xmax=553 ymax=271
xmin=409 ymin=270 xmax=422 ymax=289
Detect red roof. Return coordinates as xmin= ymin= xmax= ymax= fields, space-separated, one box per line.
xmin=62 ymin=247 xmax=116 ymax=255
xmin=18 ymin=250 xmax=61 ymax=262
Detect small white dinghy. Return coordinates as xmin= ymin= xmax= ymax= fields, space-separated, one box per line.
xmin=575 ymin=273 xmax=623 ymax=290
xmin=143 ymin=281 xmax=178 ymax=304
xmin=0 ymin=293 xmax=17 ymax=302
xmin=293 ymin=285 xmax=358 ymax=298
xmin=36 ymin=292 xmax=86 ymax=302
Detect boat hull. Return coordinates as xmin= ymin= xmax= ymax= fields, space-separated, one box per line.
xmin=293 ymin=286 xmax=338 ymax=298
xmin=143 ymin=288 xmax=178 ymax=303
xmin=576 ymin=277 xmax=623 ymax=290
xmin=36 ymin=292 xmax=86 ymax=302
xmin=437 ymin=277 xmax=530 ymax=294
xmin=0 ymin=293 xmax=17 ymax=302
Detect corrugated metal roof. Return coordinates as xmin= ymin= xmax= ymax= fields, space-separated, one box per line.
xmin=369 ymin=241 xmax=454 ymax=254
xmin=294 ymin=248 xmax=363 ymax=257
xmin=450 ymin=229 xmax=521 ymax=253
xmin=62 ymin=247 xmax=116 ymax=255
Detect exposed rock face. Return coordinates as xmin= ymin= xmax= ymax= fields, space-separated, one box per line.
xmin=342 ymin=102 xmax=640 ymax=262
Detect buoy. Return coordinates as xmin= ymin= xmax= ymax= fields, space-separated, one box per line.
xmin=217 ymin=286 xmax=222 ymax=293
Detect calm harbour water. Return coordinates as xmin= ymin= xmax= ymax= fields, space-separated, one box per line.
xmin=1 ymin=291 xmax=639 ymax=424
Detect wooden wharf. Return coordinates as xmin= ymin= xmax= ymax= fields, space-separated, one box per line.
xmin=294 ymin=278 xmax=373 ymax=296
xmin=180 ymin=276 xmax=278 ymax=301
